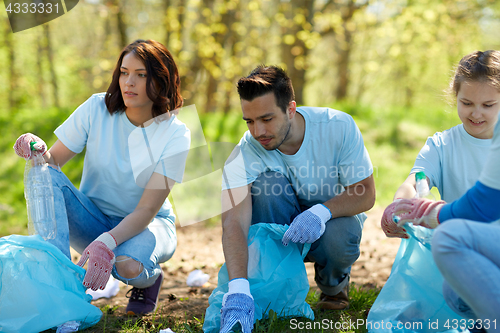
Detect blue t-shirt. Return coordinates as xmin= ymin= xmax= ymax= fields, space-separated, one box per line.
xmin=411 ymin=124 xmax=491 ymax=202
xmin=222 ymin=107 xmax=373 ymax=212
xmin=440 ymin=119 xmax=500 ymax=223
xmin=54 ymin=93 xmax=191 ymax=218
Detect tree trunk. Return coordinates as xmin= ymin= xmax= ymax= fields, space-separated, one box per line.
xmin=4 ymin=18 xmax=17 ymax=112
xmin=334 ymin=0 xmax=358 ymax=102
xmin=335 ymin=29 xmax=352 ymax=101
xmin=44 ymin=25 xmax=59 ymax=108
xmin=204 ymin=0 xmax=237 ymax=113
xmin=279 ymin=0 xmax=315 ymax=105
xmin=113 ymin=0 xmax=127 ymax=49
xmin=36 ymin=31 xmax=46 ymax=108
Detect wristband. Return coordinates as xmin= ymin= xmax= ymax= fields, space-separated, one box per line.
xmin=310 ymin=204 xmax=332 ymax=222
xmin=228 ymin=278 xmax=252 ymax=298
xmin=223 ymin=278 xmax=253 ymax=306
xmin=426 ymin=203 xmax=444 ymax=229
xmin=95 ymin=232 xmax=117 ymax=251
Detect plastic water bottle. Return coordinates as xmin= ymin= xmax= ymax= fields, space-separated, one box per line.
xmin=392 ymin=171 xmax=435 ymax=249
xmin=415 ymin=171 xmax=435 ymax=200
xmin=24 ymin=143 xmax=57 ymax=240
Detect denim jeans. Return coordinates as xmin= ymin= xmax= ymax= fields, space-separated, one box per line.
xmin=432 ymin=219 xmax=500 ymax=328
xmin=250 ymin=171 xmax=364 ymax=296
xmin=47 ymin=166 xmax=177 ymax=288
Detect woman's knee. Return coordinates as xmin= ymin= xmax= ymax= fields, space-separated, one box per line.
xmin=115 ymin=256 xmax=143 ymax=279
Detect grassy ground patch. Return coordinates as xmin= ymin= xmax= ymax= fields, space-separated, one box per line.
xmin=71 ymin=283 xmax=380 ymax=333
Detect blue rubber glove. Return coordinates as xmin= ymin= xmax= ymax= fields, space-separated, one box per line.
xmin=220 ymin=293 xmax=254 ymax=333
xmin=282 ymin=204 xmax=332 ymax=246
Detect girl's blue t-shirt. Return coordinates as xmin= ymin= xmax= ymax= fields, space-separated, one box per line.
xmin=411 ymin=124 xmax=491 ymax=202
xmin=54 ymin=93 xmax=191 ymax=219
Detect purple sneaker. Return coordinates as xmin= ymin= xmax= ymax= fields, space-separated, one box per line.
xmin=126 ymin=270 xmax=164 ymax=315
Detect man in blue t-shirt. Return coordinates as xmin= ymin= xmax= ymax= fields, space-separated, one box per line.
xmin=219 ymin=66 xmax=375 ymax=332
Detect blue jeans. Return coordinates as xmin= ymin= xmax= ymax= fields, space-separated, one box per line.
xmin=250 ymin=172 xmax=364 ymax=296
xmin=47 ymin=166 xmax=177 ymax=288
xmin=432 ymin=219 xmax=500 ymax=328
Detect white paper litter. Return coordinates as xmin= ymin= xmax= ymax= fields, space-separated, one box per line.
xmin=186 ymin=269 xmax=210 ymax=287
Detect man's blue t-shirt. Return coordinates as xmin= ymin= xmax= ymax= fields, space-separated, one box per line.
xmin=222 ymin=107 xmax=373 ymax=213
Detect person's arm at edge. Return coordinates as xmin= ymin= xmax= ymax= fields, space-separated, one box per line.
xmin=322 ymin=174 xmax=376 ymax=218
xmin=221 ymin=185 xmax=252 ymax=281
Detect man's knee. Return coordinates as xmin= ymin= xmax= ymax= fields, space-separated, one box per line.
xmin=311 ymin=216 xmax=362 ymax=265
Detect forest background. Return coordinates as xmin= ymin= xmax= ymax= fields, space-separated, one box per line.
xmin=1 ymin=0 xmax=500 ymax=236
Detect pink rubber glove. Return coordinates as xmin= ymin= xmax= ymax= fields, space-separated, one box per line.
xmin=381 ymin=200 xmax=409 ymax=239
xmin=394 ymin=198 xmax=446 ymax=229
xmin=13 ymin=133 xmax=47 ymax=159
xmin=77 ymin=232 xmax=117 ymax=291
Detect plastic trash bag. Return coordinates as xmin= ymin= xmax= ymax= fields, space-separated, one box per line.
xmin=203 ymin=223 xmax=314 ymax=333
xmin=0 ymin=234 xmax=102 ymax=333
xmin=367 ymin=224 xmax=463 ymax=332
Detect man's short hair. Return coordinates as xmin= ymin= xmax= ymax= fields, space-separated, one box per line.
xmin=237 ymin=66 xmax=295 ymax=113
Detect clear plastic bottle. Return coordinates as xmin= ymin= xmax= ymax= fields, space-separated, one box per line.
xmin=24 ymin=144 xmax=57 ymax=240
xmin=404 ymin=171 xmax=435 ymax=248
xmin=415 ymin=171 xmax=435 ymax=200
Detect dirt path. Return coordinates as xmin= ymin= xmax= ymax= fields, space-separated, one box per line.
xmin=89 ymin=208 xmax=400 ymax=321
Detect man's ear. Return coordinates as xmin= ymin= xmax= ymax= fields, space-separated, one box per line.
xmin=288 ymin=101 xmax=297 ymax=119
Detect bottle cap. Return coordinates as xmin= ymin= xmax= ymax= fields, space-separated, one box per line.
xmin=415 ymin=171 xmax=426 ymax=181
xmin=30 ymin=141 xmax=37 ymax=151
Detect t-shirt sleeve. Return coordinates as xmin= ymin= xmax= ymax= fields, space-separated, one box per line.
xmin=338 ymin=116 xmax=373 ymax=186
xmin=221 ymin=139 xmax=263 ymax=190
xmin=410 ymin=134 xmax=442 ymax=190
xmin=54 ymin=95 xmax=94 ymax=153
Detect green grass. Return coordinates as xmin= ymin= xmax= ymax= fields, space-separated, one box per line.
xmin=251 ymin=284 xmax=380 ymax=333
xmin=75 ymin=283 xmax=379 ymax=333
